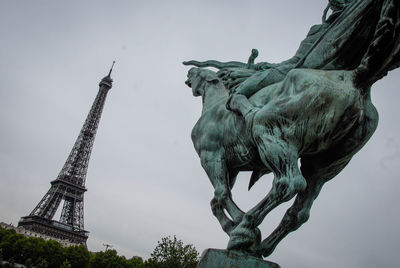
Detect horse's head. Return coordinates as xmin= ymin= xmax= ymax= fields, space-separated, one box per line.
xmin=185 ymin=67 xmax=221 ymax=97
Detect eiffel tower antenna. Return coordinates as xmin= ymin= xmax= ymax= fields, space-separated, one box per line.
xmin=108 ymin=61 xmax=115 ymax=76
xmin=18 ymin=64 xmax=114 ymax=245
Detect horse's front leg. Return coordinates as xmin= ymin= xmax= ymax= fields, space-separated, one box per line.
xmin=200 ymin=152 xmax=244 ymax=233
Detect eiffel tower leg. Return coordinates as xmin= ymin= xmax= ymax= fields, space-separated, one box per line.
xmin=30 ymin=184 xmax=63 ymax=219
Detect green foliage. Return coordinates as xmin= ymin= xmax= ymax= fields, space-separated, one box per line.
xmin=0 ymin=227 xmax=83 ymax=267
xmin=149 ymin=235 xmax=199 ymax=268
xmin=35 ymin=257 xmax=49 ymax=268
xmin=65 ymin=245 xmax=90 ymax=268
xmin=0 ymin=227 xmax=198 ymax=268
xmin=2 ymin=233 xmax=29 ymax=263
xmin=127 ymin=256 xmax=144 ymax=267
xmin=42 ymin=239 xmax=64 ymax=267
xmin=60 ymin=259 xmax=72 ymax=268
xmin=88 ymin=249 xmax=146 ymax=268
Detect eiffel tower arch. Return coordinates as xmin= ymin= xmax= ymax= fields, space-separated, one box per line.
xmin=18 ymin=62 xmax=115 ymax=245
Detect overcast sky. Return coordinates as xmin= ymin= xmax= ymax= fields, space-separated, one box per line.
xmin=0 ymin=1 xmax=399 ymax=267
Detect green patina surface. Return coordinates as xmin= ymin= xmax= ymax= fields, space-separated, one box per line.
xmin=197 ymin=249 xmax=280 ymax=268
xmin=184 ymin=0 xmax=400 ymax=265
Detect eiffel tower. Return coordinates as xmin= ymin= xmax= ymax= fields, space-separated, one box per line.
xmin=18 ymin=62 xmax=115 ymax=245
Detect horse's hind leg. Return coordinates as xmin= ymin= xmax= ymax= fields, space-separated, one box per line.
xmin=258 ymin=156 xmax=351 ymax=257
xmin=249 ymin=131 xmax=307 ymax=225
xmin=228 ymin=131 xmax=306 ymax=251
xmin=258 ymin=177 xmax=326 ymax=257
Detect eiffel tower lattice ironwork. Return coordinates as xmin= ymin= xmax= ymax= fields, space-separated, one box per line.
xmin=18 ymin=62 xmax=115 ymax=245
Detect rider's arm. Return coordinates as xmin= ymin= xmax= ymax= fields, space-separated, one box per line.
xmin=254 ymin=23 xmax=323 ymax=71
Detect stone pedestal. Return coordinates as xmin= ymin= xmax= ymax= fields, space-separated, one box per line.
xmin=197 ymin=249 xmax=280 ymax=268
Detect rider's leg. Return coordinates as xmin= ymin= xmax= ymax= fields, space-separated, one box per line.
xmin=227 ymin=69 xmax=286 ymax=115
xmin=226 ymin=71 xmax=269 ymax=115
xmin=228 ymin=94 xmax=257 ymax=118
xmin=234 ymin=70 xmax=270 ymax=97
xmin=235 ymin=68 xmax=286 ymax=96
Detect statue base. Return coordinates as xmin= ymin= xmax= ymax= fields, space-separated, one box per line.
xmin=197 ymin=249 xmax=280 ymax=268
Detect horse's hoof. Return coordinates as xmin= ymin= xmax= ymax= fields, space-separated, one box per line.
xmin=227 ymin=229 xmax=254 ymax=251
xmin=227 ymin=221 xmax=260 ymax=252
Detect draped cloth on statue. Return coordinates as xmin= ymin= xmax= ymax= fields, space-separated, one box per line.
xmin=185 ymin=0 xmax=400 ymax=91
xmin=299 ymin=0 xmax=399 ymax=73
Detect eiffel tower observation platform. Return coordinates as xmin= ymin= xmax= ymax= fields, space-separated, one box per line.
xmin=18 ymin=215 xmax=89 ymax=245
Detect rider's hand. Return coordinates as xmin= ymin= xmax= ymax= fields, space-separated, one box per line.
xmin=218 ymin=68 xmax=256 ymax=90
xmin=253 ymin=62 xmax=274 ymax=70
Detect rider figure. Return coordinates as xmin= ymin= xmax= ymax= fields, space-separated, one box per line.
xmin=226 ymin=0 xmax=354 ymax=118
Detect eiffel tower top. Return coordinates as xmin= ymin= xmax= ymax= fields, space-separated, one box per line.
xmin=99 ymin=61 xmax=115 ymax=88
xmin=55 ymin=62 xmax=115 ymax=187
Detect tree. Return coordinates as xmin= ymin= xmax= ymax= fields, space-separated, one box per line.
xmin=89 ymin=249 xmax=134 ymax=268
xmin=41 ymin=239 xmax=64 ymax=267
xmin=35 ymin=257 xmax=49 ymax=268
xmin=64 ymin=245 xmax=90 ymax=268
xmin=60 ymin=259 xmax=72 ymax=268
xmin=0 ymin=231 xmax=25 ymax=261
xmin=149 ymin=235 xmax=199 ymax=268
xmin=127 ymin=256 xmax=144 ymax=267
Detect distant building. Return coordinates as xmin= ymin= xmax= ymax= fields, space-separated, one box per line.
xmin=1 ymin=222 xmax=77 ymax=247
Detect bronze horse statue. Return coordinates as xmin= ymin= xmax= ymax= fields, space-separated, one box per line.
xmin=184 ymin=0 xmax=399 ymax=257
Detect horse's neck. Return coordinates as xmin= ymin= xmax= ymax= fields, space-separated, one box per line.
xmin=201 ymin=85 xmax=228 ymax=113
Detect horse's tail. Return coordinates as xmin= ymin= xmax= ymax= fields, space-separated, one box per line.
xmin=183 ymin=60 xmax=247 ymax=70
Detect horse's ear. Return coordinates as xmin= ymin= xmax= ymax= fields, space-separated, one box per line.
xmin=205 ymin=74 xmax=219 ymax=85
